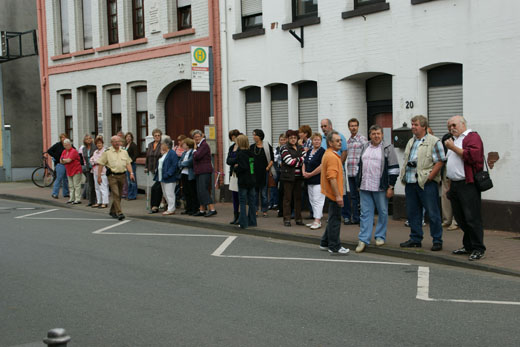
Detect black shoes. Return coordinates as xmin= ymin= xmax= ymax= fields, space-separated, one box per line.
xmin=400 ymin=240 xmax=422 ymax=248
xmin=205 ymin=210 xmax=217 ymax=217
xmin=118 ymin=214 xmax=125 ymax=221
xmin=452 ymin=247 xmax=470 ymax=255
xmin=431 ymin=243 xmax=443 ymax=251
xmin=469 ymin=250 xmax=485 ymax=261
xmin=109 ymin=212 xmax=118 ymax=219
xmin=192 ymin=211 xmax=205 ymax=216
xmin=343 ymin=219 xmax=351 ymax=225
xmin=284 ymin=221 xmax=291 ymax=227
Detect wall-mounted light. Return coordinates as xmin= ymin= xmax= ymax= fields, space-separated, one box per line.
xmin=149 ymin=113 xmax=155 ymax=119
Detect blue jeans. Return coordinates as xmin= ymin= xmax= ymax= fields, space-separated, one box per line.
xmin=52 ymin=163 xmax=69 ymax=197
xmin=238 ymin=187 xmax=257 ymax=228
xmin=348 ymin=177 xmax=360 ymax=223
xmin=405 ymin=182 xmax=443 ymax=244
xmin=255 ymin=175 xmax=269 ymax=212
xmin=341 ymin=194 xmax=351 ymax=221
xmin=359 ymin=190 xmax=388 ymax=245
xmin=126 ymin=162 xmax=138 ymax=200
xmin=320 ymin=198 xmax=342 ymax=252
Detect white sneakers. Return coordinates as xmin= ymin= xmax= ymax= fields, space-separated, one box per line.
xmin=310 ymin=222 xmax=321 ymax=230
xmin=328 ymin=247 xmax=350 ymax=256
xmin=355 ymin=241 xmax=366 ymax=253
xmin=375 ymin=238 xmax=385 ymax=246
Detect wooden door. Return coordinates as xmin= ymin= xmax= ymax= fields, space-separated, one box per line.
xmin=165 ymin=80 xmax=210 ymax=142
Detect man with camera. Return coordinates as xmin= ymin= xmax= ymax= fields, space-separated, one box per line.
xmin=399 ymin=115 xmax=446 ymax=251
xmin=444 ymin=115 xmax=486 ymax=261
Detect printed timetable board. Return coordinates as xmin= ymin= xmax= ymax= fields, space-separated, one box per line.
xmin=191 ymin=46 xmax=210 ymax=92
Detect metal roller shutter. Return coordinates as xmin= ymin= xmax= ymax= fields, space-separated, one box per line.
xmin=246 ymin=102 xmax=262 ymax=144
xmin=242 ymin=0 xmax=262 ymax=16
xmin=298 ymin=97 xmax=318 ymax=130
xmin=271 ymin=100 xmax=288 ymax=145
xmin=428 ymin=85 xmax=463 ymax=136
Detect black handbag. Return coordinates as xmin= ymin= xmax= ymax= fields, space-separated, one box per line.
xmin=474 ymin=156 xmax=493 ymax=192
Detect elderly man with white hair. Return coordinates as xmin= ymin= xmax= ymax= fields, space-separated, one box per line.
xmin=97 ymin=135 xmax=135 ymax=220
xmin=444 ymin=115 xmax=487 ymax=261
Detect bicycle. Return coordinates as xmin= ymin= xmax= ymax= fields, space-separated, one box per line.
xmin=32 ymin=152 xmax=56 ymax=188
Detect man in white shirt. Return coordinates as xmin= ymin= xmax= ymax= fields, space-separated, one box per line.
xmin=444 ymin=115 xmax=486 ymax=261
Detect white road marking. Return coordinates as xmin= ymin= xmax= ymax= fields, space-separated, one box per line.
xmin=17 ymin=207 xmax=36 ymax=210
xmin=211 ymin=236 xmax=238 ymax=256
xmin=15 ymin=209 xmax=59 ymax=219
xmin=219 ymin=254 xmax=412 ymax=266
xmin=23 ymin=217 xmax=116 ymax=221
xmin=416 ymin=266 xmax=520 ymax=306
xmin=92 ymin=220 xmax=132 ymax=234
xmin=97 ymin=232 xmax=228 ymax=237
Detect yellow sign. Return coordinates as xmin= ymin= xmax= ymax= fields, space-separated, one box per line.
xmin=209 ymin=126 xmax=216 ymax=140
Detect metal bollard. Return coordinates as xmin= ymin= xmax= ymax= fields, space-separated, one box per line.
xmin=43 ymin=328 xmax=71 ymax=347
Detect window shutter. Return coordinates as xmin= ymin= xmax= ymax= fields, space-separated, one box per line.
xmin=246 ymin=102 xmax=262 ymax=145
xmin=136 ymin=91 xmax=147 ymax=112
xmin=298 ymin=97 xmax=318 ymax=130
xmin=242 ymin=0 xmax=262 ymax=16
xmin=64 ymin=97 xmax=72 ymax=116
xmin=178 ymin=0 xmax=191 ymax=8
xmin=428 ymin=85 xmax=462 ymax=137
xmin=111 ymin=93 xmax=121 ymax=114
xmin=271 ymin=100 xmax=288 ymax=145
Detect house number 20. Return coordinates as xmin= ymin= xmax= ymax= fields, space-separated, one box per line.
xmin=406 ymin=101 xmax=414 ymax=109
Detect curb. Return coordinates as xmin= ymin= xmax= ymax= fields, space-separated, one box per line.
xmin=3 ymin=193 xmax=520 ymax=278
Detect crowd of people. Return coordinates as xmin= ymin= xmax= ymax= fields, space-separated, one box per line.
xmin=47 ymin=114 xmax=487 ymax=261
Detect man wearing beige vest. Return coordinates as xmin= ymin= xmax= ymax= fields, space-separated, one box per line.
xmin=400 ymin=115 xmax=446 ymax=251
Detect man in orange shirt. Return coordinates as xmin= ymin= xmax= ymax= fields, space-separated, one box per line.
xmin=319 ymin=131 xmax=350 ymax=255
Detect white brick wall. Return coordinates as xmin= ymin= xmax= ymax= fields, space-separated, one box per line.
xmin=222 ymin=0 xmax=520 ymax=203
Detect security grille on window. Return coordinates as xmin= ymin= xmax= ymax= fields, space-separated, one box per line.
xmin=111 ymin=90 xmax=122 ymax=136
xmin=82 ymin=0 xmax=93 ymax=49
xmin=354 ymin=0 xmax=385 ymax=8
xmin=428 ymin=64 xmax=463 ymax=137
xmin=64 ymin=95 xmax=73 ymax=141
xmin=293 ymin=0 xmax=318 ymax=21
xmin=271 ymin=85 xmax=288 ymax=146
xmin=178 ymin=0 xmax=192 ymax=30
xmin=241 ymin=0 xmax=262 ymax=31
xmin=245 ymin=87 xmax=262 ymax=145
xmin=107 ymin=0 xmax=118 ymax=44
xmin=298 ymin=82 xmax=318 ymax=130
xmin=59 ymin=0 xmax=70 ymax=53
xmin=135 ymin=88 xmax=148 ymax=155
xmin=133 ymin=0 xmax=145 ymax=39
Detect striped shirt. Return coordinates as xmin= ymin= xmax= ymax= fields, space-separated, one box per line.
xmin=404 ymin=135 xmax=446 ymax=184
xmin=281 ymin=145 xmax=304 ymax=176
xmin=346 ymin=134 xmax=368 ymax=177
xmin=360 ymin=143 xmax=383 ymax=192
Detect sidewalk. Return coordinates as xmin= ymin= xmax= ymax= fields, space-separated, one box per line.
xmin=2 ymin=181 xmax=519 ymax=277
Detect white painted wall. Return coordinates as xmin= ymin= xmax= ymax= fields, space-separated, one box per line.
xmin=222 ymin=0 xmax=520 ymax=203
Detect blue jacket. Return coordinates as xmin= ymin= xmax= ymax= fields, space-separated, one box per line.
xmin=178 ymin=149 xmax=195 ymax=181
xmin=304 ymin=147 xmax=325 ymax=185
xmin=154 ymin=150 xmax=178 ymax=183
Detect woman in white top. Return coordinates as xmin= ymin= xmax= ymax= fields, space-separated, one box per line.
xmin=90 ymin=136 xmax=109 ymax=208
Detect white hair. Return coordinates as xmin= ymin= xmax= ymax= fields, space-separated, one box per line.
xmin=63 ymin=139 xmax=72 ymax=145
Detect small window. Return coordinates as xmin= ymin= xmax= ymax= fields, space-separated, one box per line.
xmin=354 ymin=0 xmax=385 ymax=8
xmin=110 ymin=89 xmax=122 ymax=136
xmin=64 ymin=94 xmax=73 ymax=141
xmin=107 ymin=0 xmax=118 ymax=44
xmin=82 ymin=0 xmax=93 ymax=49
xmin=293 ymin=0 xmax=318 ymax=21
xmin=59 ymin=0 xmax=70 ymax=53
xmin=135 ymin=87 xmax=148 ymax=156
xmin=133 ymin=0 xmax=145 ymax=39
xmin=177 ymin=0 xmax=192 ymax=30
xmin=241 ymin=0 xmax=262 ymax=31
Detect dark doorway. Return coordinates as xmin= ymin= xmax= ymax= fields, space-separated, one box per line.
xmin=366 ymin=74 xmax=393 ymax=143
xmin=165 ymin=80 xmax=210 ymax=141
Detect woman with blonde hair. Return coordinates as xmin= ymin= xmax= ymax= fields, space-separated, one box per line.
xmin=235 ymin=134 xmax=257 ymax=229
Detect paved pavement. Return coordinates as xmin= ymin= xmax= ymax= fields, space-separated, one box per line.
xmin=1 ymin=200 xmax=519 ymax=346
xmin=1 ymin=181 xmax=519 ymax=276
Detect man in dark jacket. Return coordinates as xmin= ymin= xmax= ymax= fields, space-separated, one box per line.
xmin=444 ymin=115 xmax=486 ymax=261
xmin=47 ymin=133 xmax=70 ymax=199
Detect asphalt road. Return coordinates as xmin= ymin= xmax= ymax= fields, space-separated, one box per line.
xmin=1 ymin=199 xmax=519 ymax=346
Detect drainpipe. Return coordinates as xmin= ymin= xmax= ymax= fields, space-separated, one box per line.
xmin=219 ymin=0 xmax=230 ymax=184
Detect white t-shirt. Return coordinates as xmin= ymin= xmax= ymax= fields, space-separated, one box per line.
xmin=446 ymin=129 xmax=471 ymax=181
